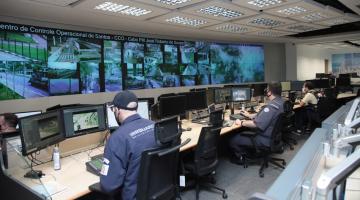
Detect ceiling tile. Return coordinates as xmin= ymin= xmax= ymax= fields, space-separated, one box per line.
xmin=246 ymin=28 xmax=293 ymax=37
xmin=290 ymin=5 xmax=343 ymax=22
xmin=149 ymin=12 xmax=221 ymax=28
xmin=234 ymin=13 xmax=296 ymax=28
xmin=180 ymin=0 xmax=258 ymax=21
xmin=134 ymin=0 xmax=207 ymax=9
xmin=74 ymin=0 xmax=170 ymax=20
xmin=274 ymin=22 xmax=327 ymax=32
xmin=232 ymin=0 xmax=300 ymax=11
xmin=263 ymin=0 xmax=325 ymax=17
xmin=315 ymin=13 xmax=360 ymax=26
xmin=23 ymin=0 xmax=81 ymax=6
xmin=205 ymin=23 xmax=261 ymax=34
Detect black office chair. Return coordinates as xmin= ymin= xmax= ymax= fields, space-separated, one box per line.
xmin=239 ymin=113 xmax=286 ymax=178
xmin=305 ymin=103 xmax=321 ymax=132
xmin=281 ymin=101 xmax=297 ymax=150
xmin=184 ymin=126 xmax=227 ymax=200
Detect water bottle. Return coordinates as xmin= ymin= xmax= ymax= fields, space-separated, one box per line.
xmin=53 ymin=146 xmax=61 ymax=170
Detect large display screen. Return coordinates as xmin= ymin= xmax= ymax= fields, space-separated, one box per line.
xmin=0 ymin=23 xmax=265 ymax=101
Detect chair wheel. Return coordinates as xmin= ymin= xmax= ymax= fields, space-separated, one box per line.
xmin=222 ymin=193 xmax=228 ymax=199
xmin=282 ymin=161 xmax=286 ymax=166
xmin=259 ymin=172 xmax=264 ymax=178
xmin=243 ymin=164 xmax=248 ymax=168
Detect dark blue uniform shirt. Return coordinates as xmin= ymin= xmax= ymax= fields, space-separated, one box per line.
xmin=253 ymin=96 xmax=284 ymax=146
xmin=100 ymin=114 xmax=156 ymax=200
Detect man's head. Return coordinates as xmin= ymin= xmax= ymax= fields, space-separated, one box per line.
xmin=0 ymin=113 xmax=18 ymax=133
xmin=110 ymin=91 xmax=138 ymax=124
xmin=266 ymin=81 xmax=282 ymax=100
xmin=303 ymin=81 xmax=314 ymax=93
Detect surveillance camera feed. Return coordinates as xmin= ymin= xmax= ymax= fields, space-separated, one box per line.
xmin=38 ymin=116 xmax=60 ymax=140
xmin=72 ymin=111 xmax=99 ymax=133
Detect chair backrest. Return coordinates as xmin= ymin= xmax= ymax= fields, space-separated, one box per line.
xmin=194 ymin=126 xmax=221 ymax=176
xmin=283 ymin=100 xmax=293 ymax=113
xmin=137 ymin=146 xmax=179 ymax=200
xmin=270 ymin=113 xmax=285 ymax=152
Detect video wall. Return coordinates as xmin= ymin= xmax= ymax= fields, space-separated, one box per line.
xmin=332 ymin=53 xmax=360 ymax=76
xmin=0 ymin=22 xmax=264 ymax=101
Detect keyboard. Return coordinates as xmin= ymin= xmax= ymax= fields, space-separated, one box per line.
xmin=229 ymin=114 xmax=249 ymax=121
xmin=86 ymin=154 xmax=104 ymax=176
xmin=223 ymin=120 xmax=234 ymax=127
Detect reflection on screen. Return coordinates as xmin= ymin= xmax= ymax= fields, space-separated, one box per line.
xmin=38 ymin=116 xmax=60 ymax=140
xmin=73 ymin=111 xmax=99 ymax=132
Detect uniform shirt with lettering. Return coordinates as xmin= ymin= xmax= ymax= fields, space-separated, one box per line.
xmin=100 ymin=114 xmax=156 ymax=200
xmin=301 ymin=90 xmax=318 ymax=106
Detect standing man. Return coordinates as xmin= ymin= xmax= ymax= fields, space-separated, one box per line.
xmin=229 ymin=82 xmax=284 ymax=164
xmin=100 ymin=91 xmax=157 ymax=200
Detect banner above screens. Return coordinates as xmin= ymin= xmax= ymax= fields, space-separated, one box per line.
xmin=0 ymin=22 xmax=264 ymax=101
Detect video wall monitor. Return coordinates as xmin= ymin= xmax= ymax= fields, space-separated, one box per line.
xmin=291 ymin=81 xmax=305 ymax=91
xmin=19 ymin=110 xmax=64 ymax=156
xmin=281 ymin=82 xmax=291 ymax=91
xmin=159 ymin=95 xmax=186 ymax=119
xmin=62 ymin=104 xmax=106 ymax=138
xmin=14 ymin=111 xmax=42 ymax=129
xmin=214 ymin=88 xmax=231 ymax=104
xmin=186 ymin=91 xmax=207 ymax=110
xmin=231 ymin=87 xmax=251 ymax=102
xmin=336 ymin=77 xmax=351 ymax=87
xmin=252 ymin=83 xmax=267 ymax=97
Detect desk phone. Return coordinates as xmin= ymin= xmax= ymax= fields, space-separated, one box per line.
xmin=86 ymin=154 xmax=104 ymax=176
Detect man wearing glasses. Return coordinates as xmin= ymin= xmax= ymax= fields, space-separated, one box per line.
xmin=229 ymin=82 xmax=284 ymax=165
xmin=100 ymin=91 xmax=157 ymax=200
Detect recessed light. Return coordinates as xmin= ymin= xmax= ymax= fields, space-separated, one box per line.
xmin=165 ymin=16 xmax=207 ymax=26
xmin=94 ymin=2 xmax=152 ymax=16
xmin=215 ymin=24 xmax=250 ymax=33
xmin=248 ymin=0 xmax=284 ymax=8
xmin=198 ymin=6 xmax=244 ymax=19
xmin=155 ymin=0 xmax=192 ymax=6
xmin=249 ymin=17 xmax=285 ymax=27
xmin=277 ymin=6 xmax=307 ymax=16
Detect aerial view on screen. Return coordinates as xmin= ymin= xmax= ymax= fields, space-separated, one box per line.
xmin=73 ymin=111 xmax=99 ymax=132
xmin=104 ymin=40 xmax=122 ymax=92
xmin=38 ymin=116 xmax=59 ymax=140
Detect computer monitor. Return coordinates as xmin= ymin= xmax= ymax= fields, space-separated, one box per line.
xmin=307 ymin=79 xmax=330 ymax=89
xmin=138 ymin=97 xmax=154 ymax=108
xmin=316 ymin=73 xmax=331 ymax=79
xmin=206 ymin=88 xmax=215 ymax=106
xmin=159 ymin=95 xmax=187 ymax=119
xmin=339 ymin=73 xmax=350 ymax=78
xmin=252 ymin=83 xmax=267 ymax=97
xmin=154 ymin=115 xmax=180 ymax=145
xmin=281 ymin=82 xmax=291 ymax=91
xmin=351 ymin=78 xmax=360 ymax=85
xmin=336 ymin=77 xmax=350 ymax=87
xmin=214 ymin=88 xmax=231 ymax=104
xmin=291 ymin=81 xmax=304 ymax=91
xmin=231 ymin=87 xmax=251 ymax=102
xmin=106 ymin=100 xmax=149 ymax=129
xmin=186 ymin=91 xmax=207 ymax=110
xmin=19 ymin=110 xmax=64 ymax=156
xmin=14 ymin=110 xmax=42 ymax=129
xmin=62 ymin=104 xmax=107 ymax=138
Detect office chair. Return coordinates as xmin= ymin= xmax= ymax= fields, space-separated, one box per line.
xmin=239 ymin=113 xmax=286 ymax=178
xmin=183 ymin=126 xmax=227 ymax=200
xmin=281 ymin=101 xmax=297 ymax=150
xmin=305 ymin=103 xmax=321 ymax=132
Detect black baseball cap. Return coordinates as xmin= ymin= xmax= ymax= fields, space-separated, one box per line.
xmin=111 ymin=91 xmax=138 ymax=111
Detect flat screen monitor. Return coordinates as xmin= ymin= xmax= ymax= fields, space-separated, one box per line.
xmin=316 ymin=73 xmax=331 ymax=79
xmin=336 ymin=77 xmax=350 ymax=87
xmin=186 ymin=91 xmax=207 ymax=110
xmin=291 ymin=81 xmax=304 ymax=91
xmin=281 ymin=82 xmax=291 ymax=91
xmin=351 ymin=78 xmax=360 ymax=85
xmin=159 ymin=95 xmax=187 ymax=119
xmin=62 ymin=104 xmax=106 ymax=138
xmin=231 ymin=87 xmax=251 ymax=102
xmin=307 ymin=79 xmax=330 ymax=89
xmin=154 ymin=115 xmax=179 ymax=145
xmin=14 ymin=111 xmax=42 ymax=129
xmin=206 ymin=88 xmax=215 ymax=106
xmin=138 ymin=97 xmax=154 ymax=108
xmin=339 ymin=74 xmax=350 ymax=78
xmin=252 ymin=83 xmax=267 ymax=97
xmin=19 ymin=110 xmax=64 ymax=156
xmin=106 ymin=100 xmax=149 ymax=129
xmin=214 ymin=88 xmax=231 ymax=104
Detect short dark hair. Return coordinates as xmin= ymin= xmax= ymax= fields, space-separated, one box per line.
xmin=2 ymin=113 xmax=18 ymax=128
xmin=268 ymin=81 xmax=282 ymax=96
xmin=304 ymin=81 xmax=314 ymax=90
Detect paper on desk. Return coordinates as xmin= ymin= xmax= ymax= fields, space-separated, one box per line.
xmin=32 ymin=181 xmax=67 ymax=197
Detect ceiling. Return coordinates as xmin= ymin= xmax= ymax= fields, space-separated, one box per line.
xmin=0 ymin=0 xmax=359 ymax=45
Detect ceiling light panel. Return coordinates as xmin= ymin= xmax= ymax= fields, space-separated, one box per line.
xmin=246 ymin=29 xmax=293 ymax=37
xmin=205 ymin=23 xmax=260 ymax=33
xmin=275 ymin=22 xmax=327 ymax=33
xmin=232 ymin=0 xmax=299 ymax=11
xmin=291 ymin=6 xmax=343 ymax=22
xmin=75 ymin=0 xmax=170 ymax=20
xmin=150 ymin=12 xmax=221 ymax=28
xmin=134 ymin=0 xmax=206 ymax=9
xmin=234 ymin=14 xmax=296 ymax=28
xmin=180 ymin=0 xmax=258 ymax=21
xmin=315 ymin=13 xmax=360 ymax=26
xmin=264 ymin=0 xmax=325 ymax=17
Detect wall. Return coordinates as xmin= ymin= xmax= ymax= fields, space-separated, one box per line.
xmin=296 ymin=44 xmax=328 ymax=81
xmin=264 ymin=43 xmax=286 ymax=82
xmin=285 ymin=43 xmax=297 ymax=81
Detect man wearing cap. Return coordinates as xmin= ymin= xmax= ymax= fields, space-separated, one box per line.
xmin=100 ymin=91 xmax=157 ymax=200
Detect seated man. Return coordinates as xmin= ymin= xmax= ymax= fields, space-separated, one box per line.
xmin=0 ymin=113 xmax=18 ymax=134
xmin=295 ymin=81 xmax=318 ymax=132
xmin=229 ymin=82 xmax=284 ymax=164
xmin=100 ymin=91 xmax=157 ymax=200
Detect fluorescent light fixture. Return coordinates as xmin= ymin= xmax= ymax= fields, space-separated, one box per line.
xmin=234 ymin=14 xmax=295 ymax=28
xmin=315 ymin=13 xmax=360 ymax=26
xmin=197 ymin=6 xmax=244 ymax=19
xmin=248 ymin=0 xmax=285 ymax=8
xmin=247 ymin=29 xmax=292 ymax=37
xmin=264 ymin=0 xmax=326 ymax=17
xmin=292 ymin=6 xmax=344 ymax=22
xmin=165 ymin=16 xmax=207 ymax=26
xmin=215 ymin=24 xmax=251 ymax=33
xmin=277 ymin=6 xmax=307 ymax=15
xmin=233 ymin=0 xmax=296 ymax=11
xmin=300 ymin=12 xmax=329 ymax=21
xmin=135 ymin=0 xmax=206 ymax=9
xmin=249 ymin=17 xmax=286 ymax=27
xmin=155 ymin=0 xmax=192 ymax=6
xmin=94 ymin=1 xmax=152 ymax=16
xmin=275 ymin=22 xmax=327 ymax=33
